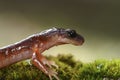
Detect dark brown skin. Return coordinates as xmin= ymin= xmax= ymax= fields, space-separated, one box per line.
xmin=0 ymin=28 xmax=84 ymax=80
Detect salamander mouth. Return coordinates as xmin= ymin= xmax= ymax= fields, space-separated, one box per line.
xmin=68 ymin=35 xmax=84 ymax=46
xmin=57 ymin=34 xmax=84 ymax=46
xmin=74 ymin=34 xmax=84 ymax=45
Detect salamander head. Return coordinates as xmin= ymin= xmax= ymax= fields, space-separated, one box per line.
xmin=42 ymin=27 xmax=84 ymax=46
xmin=58 ymin=28 xmax=84 ymax=46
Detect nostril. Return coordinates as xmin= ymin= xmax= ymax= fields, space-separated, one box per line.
xmin=82 ymin=40 xmax=84 ymax=45
xmin=80 ymin=36 xmax=85 ymax=45
xmin=82 ymin=38 xmax=85 ymax=43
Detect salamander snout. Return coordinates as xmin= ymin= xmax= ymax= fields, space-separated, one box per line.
xmin=58 ymin=28 xmax=85 ymax=46
xmin=66 ymin=29 xmax=84 ymax=45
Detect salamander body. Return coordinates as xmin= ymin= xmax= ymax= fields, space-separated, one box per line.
xmin=0 ymin=28 xmax=84 ymax=80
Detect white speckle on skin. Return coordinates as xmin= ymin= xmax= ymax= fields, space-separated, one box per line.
xmin=40 ymin=43 xmax=43 ymax=46
xmin=32 ymin=52 xmax=36 ymax=59
xmin=5 ymin=50 xmax=9 ymax=55
xmin=17 ymin=47 xmax=22 ymax=50
xmin=11 ymin=48 xmax=15 ymax=52
xmin=33 ymin=52 xmax=36 ymax=56
xmin=34 ymin=44 xmax=38 ymax=48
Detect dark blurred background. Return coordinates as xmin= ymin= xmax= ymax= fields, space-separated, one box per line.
xmin=0 ymin=0 xmax=120 ymax=62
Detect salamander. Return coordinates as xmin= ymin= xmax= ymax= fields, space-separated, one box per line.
xmin=0 ymin=27 xmax=84 ymax=80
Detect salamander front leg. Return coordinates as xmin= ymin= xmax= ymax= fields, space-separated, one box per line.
xmin=39 ymin=56 xmax=58 ymax=69
xmin=31 ymin=52 xmax=59 ymax=80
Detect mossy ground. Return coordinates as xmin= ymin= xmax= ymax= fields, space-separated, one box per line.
xmin=0 ymin=54 xmax=120 ymax=80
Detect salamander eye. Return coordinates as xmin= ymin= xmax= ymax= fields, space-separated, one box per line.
xmin=67 ymin=30 xmax=77 ymax=38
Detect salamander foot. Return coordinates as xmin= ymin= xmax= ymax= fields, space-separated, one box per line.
xmin=41 ymin=58 xmax=58 ymax=69
xmin=32 ymin=54 xmax=59 ymax=80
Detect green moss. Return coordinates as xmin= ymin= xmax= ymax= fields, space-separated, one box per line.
xmin=0 ymin=54 xmax=120 ymax=80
